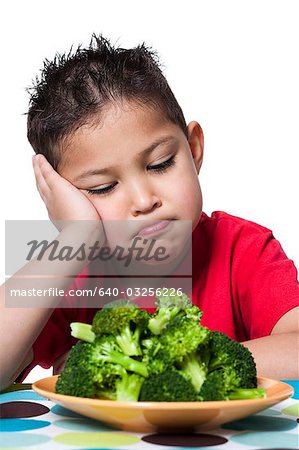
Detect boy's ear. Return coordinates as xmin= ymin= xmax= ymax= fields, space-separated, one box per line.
xmin=187 ymin=121 xmax=204 ymax=174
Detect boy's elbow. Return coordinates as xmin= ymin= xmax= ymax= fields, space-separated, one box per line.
xmin=1 ymin=348 xmax=34 ymax=391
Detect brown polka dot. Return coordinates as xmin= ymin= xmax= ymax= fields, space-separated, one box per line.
xmin=142 ymin=433 xmax=228 ymax=447
xmin=0 ymin=401 xmax=50 ymax=418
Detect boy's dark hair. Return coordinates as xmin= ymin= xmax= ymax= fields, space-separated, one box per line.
xmin=27 ymin=34 xmax=187 ymax=169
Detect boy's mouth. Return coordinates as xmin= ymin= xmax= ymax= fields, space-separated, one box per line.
xmin=134 ymin=220 xmax=172 ymax=238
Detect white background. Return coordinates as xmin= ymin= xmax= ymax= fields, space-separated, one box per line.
xmin=1 ymin=0 xmax=298 ymax=382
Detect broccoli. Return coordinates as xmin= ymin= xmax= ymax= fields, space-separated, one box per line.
xmin=56 ymin=336 xmax=148 ymax=398
xmin=171 ymin=330 xmax=264 ymax=401
xmin=227 ymin=388 xmax=266 ymax=400
xmin=148 ymin=315 xmax=210 ymax=372
xmin=113 ymin=371 xmax=145 ymax=402
xmin=207 ymin=331 xmax=257 ymax=388
xmin=196 ymin=332 xmax=264 ymax=400
xmin=91 ymin=299 xmax=150 ymax=356
xmin=140 ymin=369 xmax=199 ymax=402
xmin=55 ymin=340 xmax=102 ymax=398
xmin=179 ymin=344 xmax=211 ymax=392
xmin=70 ymin=322 xmax=95 ymax=343
xmin=93 ymin=335 xmax=148 ymax=377
xmin=95 ymin=365 xmax=145 ymax=402
xmin=198 ymin=370 xmax=227 ymax=400
xmin=56 ymin=292 xmax=265 ymax=402
xmin=148 ymin=289 xmax=202 ymax=335
xmin=199 ymin=369 xmax=265 ymax=401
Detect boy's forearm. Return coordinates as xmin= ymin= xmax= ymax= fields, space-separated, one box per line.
xmin=242 ymin=332 xmax=299 ymax=380
xmin=1 ymin=223 xmax=103 ymax=390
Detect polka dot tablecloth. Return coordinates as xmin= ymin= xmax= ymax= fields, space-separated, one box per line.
xmin=0 ymin=382 xmax=298 ymax=449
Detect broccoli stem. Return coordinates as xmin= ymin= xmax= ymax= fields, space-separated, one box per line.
xmin=180 ymin=352 xmax=208 ymax=392
xmin=70 ymin=322 xmax=95 ymax=343
xmin=115 ymin=373 xmax=144 ymax=401
xmin=148 ymin=307 xmax=181 ymax=335
xmin=111 ymin=351 xmax=148 ymax=377
xmin=94 ymin=388 xmax=116 ymax=400
xmin=228 ymin=388 xmax=266 ymax=400
xmin=115 ymin=324 xmax=142 ymax=356
xmin=99 ymin=345 xmax=148 ymax=377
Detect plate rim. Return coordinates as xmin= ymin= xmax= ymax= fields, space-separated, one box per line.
xmin=32 ymin=375 xmax=294 ymax=410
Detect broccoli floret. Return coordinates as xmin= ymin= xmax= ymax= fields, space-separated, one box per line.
xmin=140 ymin=369 xmax=199 ymax=402
xmin=207 ymin=331 xmax=257 ymax=388
xmin=92 ymin=300 xmax=150 ymax=356
xmin=55 ymin=341 xmax=102 ymax=398
xmin=196 ymin=331 xmax=265 ymax=400
xmin=200 ymin=369 xmax=265 ymax=401
xmin=56 ymin=336 xmax=148 ymax=398
xmin=199 ymin=370 xmax=227 ymax=400
xmin=95 ymin=365 xmax=145 ymax=402
xmin=94 ymin=336 xmax=148 ymax=377
xmin=148 ymin=289 xmax=202 ymax=335
xmin=149 ymin=316 xmax=210 ymax=370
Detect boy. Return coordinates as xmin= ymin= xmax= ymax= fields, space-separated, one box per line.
xmin=1 ymin=35 xmax=298 ymax=389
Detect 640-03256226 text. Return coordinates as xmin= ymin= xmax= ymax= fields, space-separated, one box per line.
xmin=8 ymin=286 xmax=184 ymax=298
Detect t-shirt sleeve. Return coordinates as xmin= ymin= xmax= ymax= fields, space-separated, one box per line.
xmin=234 ymin=229 xmax=299 ymax=340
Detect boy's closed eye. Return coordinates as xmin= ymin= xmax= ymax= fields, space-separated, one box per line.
xmin=86 ymin=154 xmax=176 ymax=196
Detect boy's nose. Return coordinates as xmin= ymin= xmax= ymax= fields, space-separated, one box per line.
xmin=129 ymin=182 xmax=162 ymax=217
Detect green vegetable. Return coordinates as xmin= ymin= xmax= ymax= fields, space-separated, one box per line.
xmin=55 ymin=292 xmax=266 ymax=402
xmin=179 ymin=345 xmax=210 ymax=392
xmin=195 ymin=332 xmax=262 ymax=400
xmin=92 ymin=299 xmax=150 ymax=356
xmin=207 ymin=331 xmax=257 ymax=388
xmin=148 ymin=289 xmax=202 ymax=335
xmin=56 ymin=335 xmax=148 ymax=399
xmin=147 ymin=315 xmax=210 ymax=373
xmin=70 ymin=322 xmax=95 ymax=343
xmin=140 ymin=369 xmax=199 ymax=402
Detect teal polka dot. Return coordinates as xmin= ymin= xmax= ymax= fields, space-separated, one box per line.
xmin=0 ymin=418 xmax=50 ymax=432
xmin=53 ymin=418 xmax=113 ymax=432
xmin=0 ymin=432 xmax=50 ymax=447
xmin=223 ymin=415 xmax=297 ymax=431
xmin=51 ymin=404 xmax=84 ymax=417
xmin=0 ymin=390 xmax=45 ymax=403
xmin=257 ymin=408 xmax=281 ymax=416
xmin=230 ymin=430 xmax=299 ymax=448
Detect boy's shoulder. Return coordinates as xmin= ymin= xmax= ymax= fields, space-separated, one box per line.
xmin=200 ymin=210 xmax=273 ymax=236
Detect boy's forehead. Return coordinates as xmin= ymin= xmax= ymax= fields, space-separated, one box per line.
xmin=59 ymin=102 xmax=183 ymax=173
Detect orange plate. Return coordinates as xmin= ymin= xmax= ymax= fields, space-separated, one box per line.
xmin=33 ymin=376 xmax=293 ymax=433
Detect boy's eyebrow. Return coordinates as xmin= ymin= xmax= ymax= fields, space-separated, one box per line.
xmin=74 ymin=136 xmax=176 ymax=181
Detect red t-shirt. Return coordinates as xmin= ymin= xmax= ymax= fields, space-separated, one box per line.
xmin=18 ymin=211 xmax=299 ymax=381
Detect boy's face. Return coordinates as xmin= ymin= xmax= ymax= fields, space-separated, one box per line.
xmin=58 ymin=102 xmax=204 ymax=263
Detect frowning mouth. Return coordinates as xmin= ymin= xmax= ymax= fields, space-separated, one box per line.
xmin=135 ymin=220 xmax=172 ymax=238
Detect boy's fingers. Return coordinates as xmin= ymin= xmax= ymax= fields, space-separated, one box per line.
xmin=37 ymin=154 xmax=67 ymax=190
xmin=32 ymin=155 xmax=50 ymax=199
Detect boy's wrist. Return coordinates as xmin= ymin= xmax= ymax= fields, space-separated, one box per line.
xmin=59 ymin=220 xmax=106 ymax=247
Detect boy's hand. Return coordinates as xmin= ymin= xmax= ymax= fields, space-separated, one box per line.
xmin=32 ymin=154 xmax=102 ymax=231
